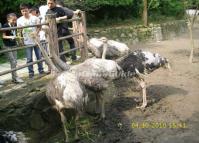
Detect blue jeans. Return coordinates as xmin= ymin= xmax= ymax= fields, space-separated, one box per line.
xmin=26 ymin=46 xmax=44 ymax=76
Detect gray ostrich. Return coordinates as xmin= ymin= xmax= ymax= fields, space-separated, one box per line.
xmin=46 ymin=72 xmax=87 ymax=142
xmin=70 ymin=58 xmax=122 ymax=118
xmin=87 ymin=37 xmax=129 ymax=59
xmin=46 ymin=58 xmax=122 ymax=142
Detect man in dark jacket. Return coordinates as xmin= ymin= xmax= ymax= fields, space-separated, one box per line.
xmin=47 ymin=0 xmax=77 ymax=62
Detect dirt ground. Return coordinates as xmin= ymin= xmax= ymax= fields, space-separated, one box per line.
xmin=88 ymin=26 xmax=199 ymax=143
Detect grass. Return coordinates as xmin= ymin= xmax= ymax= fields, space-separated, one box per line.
xmin=46 ymin=115 xmax=99 ymax=143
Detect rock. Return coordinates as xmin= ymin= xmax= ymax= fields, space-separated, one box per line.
xmin=120 ymin=33 xmax=126 ymax=38
xmin=30 ymin=112 xmax=45 ymax=130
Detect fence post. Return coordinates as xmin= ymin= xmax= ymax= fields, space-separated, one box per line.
xmin=45 ymin=14 xmax=70 ymax=71
xmin=80 ymin=11 xmax=88 ymax=61
xmin=46 ymin=14 xmax=59 ymax=55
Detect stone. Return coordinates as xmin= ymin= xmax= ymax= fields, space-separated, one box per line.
xmin=30 ymin=112 xmax=45 ymax=130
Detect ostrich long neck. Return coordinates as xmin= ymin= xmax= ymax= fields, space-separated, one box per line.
xmin=102 ymin=42 xmax=108 ymax=59
xmin=101 ymin=37 xmax=108 ymax=59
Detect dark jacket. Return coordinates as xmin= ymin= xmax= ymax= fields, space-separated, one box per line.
xmin=46 ymin=6 xmax=74 ymax=37
xmin=2 ymin=23 xmax=17 ymax=47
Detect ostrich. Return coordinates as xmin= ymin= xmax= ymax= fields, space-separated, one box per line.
xmin=117 ymin=49 xmax=170 ymax=109
xmin=70 ymin=58 xmax=122 ymax=118
xmin=46 ymin=72 xmax=88 ymax=142
xmin=87 ymin=37 xmax=129 ymax=59
xmin=45 ymin=58 xmax=122 ymax=142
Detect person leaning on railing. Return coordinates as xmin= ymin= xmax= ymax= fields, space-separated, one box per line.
xmin=56 ymin=0 xmax=79 ymax=61
xmin=46 ymin=0 xmax=80 ymax=62
xmin=2 ymin=13 xmax=24 ymax=83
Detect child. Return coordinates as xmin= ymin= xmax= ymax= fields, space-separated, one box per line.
xmin=2 ymin=13 xmax=24 ymax=83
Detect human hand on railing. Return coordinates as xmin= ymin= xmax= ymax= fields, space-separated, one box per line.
xmin=56 ymin=16 xmax=67 ymax=22
xmin=56 ymin=17 xmax=61 ymax=22
xmin=15 ymin=36 xmax=24 ymax=39
xmin=29 ymin=32 xmax=39 ymax=41
xmin=10 ymin=36 xmax=16 ymax=40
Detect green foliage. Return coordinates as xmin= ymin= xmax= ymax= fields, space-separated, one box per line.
xmin=159 ymin=0 xmax=185 ymax=17
xmin=0 ymin=0 xmax=198 ymax=26
xmin=0 ymin=0 xmax=40 ymax=22
xmin=83 ymin=0 xmax=134 ymax=7
xmin=64 ymin=0 xmax=134 ymax=11
xmin=184 ymin=0 xmax=199 ymax=7
xmin=148 ymin=0 xmax=160 ymax=9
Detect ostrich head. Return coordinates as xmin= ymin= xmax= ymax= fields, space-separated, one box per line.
xmin=99 ymin=37 xmax=108 ymax=43
xmin=160 ymin=57 xmax=171 ymax=70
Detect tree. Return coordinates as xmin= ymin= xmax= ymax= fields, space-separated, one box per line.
xmin=0 ymin=0 xmax=39 ymax=22
xmin=142 ymin=0 xmax=160 ymax=26
xmin=143 ymin=0 xmax=148 ymax=26
xmin=63 ymin=0 xmax=134 ymax=11
xmin=184 ymin=0 xmax=199 ymax=63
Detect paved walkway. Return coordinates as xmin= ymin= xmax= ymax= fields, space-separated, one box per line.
xmin=0 ymin=58 xmax=49 ymax=82
xmin=0 ymin=55 xmax=81 ymax=82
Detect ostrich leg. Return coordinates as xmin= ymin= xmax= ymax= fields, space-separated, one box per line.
xmin=99 ymin=94 xmax=105 ymax=120
xmin=74 ymin=114 xmax=79 ymax=141
xmin=136 ymin=79 xmax=147 ymax=109
xmin=60 ymin=111 xmax=69 ymax=143
xmin=95 ymin=94 xmax=101 ymax=114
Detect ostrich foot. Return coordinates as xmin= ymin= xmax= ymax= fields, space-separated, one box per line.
xmin=94 ymin=115 xmax=106 ymax=123
xmin=100 ymin=116 xmax=106 ymax=122
xmin=136 ymin=103 xmax=147 ymax=110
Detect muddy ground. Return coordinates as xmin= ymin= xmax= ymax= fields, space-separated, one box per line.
xmin=1 ymin=26 xmax=199 ymax=143
xmin=87 ymin=27 xmax=199 ymax=143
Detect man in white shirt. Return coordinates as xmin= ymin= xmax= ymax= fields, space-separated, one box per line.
xmin=17 ymin=3 xmax=45 ymax=79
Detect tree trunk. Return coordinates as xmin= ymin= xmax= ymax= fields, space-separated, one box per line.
xmin=143 ymin=0 xmax=148 ymax=26
xmin=187 ymin=11 xmax=198 ymax=63
xmin=188 ymin=22 xmax=194 ymax=63
xmin=80 ymin=11 xmax=88 ymax=61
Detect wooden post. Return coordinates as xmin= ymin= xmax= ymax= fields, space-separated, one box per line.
xmin=80 ymin=11 xmax=88 ymax=61
xmin=72 ymin=13 xmax=81 ymax=53
xmin=143 ymin=0 xmax=148 ymax=26
xmin=45 ymin=14 xmax=70 ymax=71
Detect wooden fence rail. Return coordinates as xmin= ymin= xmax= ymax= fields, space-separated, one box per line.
xmin=0 ymin=11 xmax=88 ymax=77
